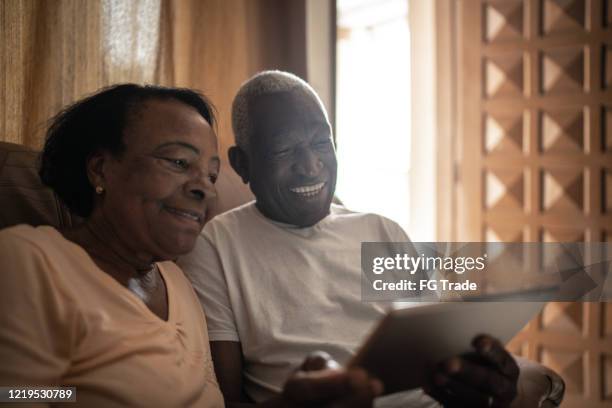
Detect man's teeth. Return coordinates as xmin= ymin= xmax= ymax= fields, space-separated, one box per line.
xmin=166 ymin=207 xmax=200 ymax=221
xmin=290 ymin=182 xmax=325 ymax=196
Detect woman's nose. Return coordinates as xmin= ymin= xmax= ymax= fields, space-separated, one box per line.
xmin=186 ymin=169 xmax=217 ymax=201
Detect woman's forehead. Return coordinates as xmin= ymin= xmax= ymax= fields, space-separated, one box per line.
xmin=124 ymin=99 xmax=216 ymax=150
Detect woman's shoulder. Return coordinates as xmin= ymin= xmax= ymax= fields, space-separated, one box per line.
xmin=0 ymin=225 xmax=79 ymax=281
xmin=0 ymin=224 xmax=64 ymax=253
xmin=0 ymin=225 xmax=76 ymax=300
xmin=158 ymin=261 xmax=193 ymax=292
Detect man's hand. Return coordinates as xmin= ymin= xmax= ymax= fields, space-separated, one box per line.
xmin=281 ymin=351 xmax=384 ymax=408
xmin=425 ymin=335 xmax=519 ymax=408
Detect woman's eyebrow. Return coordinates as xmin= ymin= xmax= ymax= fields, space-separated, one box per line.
xmin=154 ymin=141 xmax=200 ymax=154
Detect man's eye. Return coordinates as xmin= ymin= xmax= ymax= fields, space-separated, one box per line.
xmin=273 ymin=149 xmax=292 ymax=158
xmin=314 ymin=140 xmax=332 ymax=150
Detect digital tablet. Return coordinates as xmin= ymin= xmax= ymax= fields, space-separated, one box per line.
xmin=347 ymin=301 xmax=546 ymax=393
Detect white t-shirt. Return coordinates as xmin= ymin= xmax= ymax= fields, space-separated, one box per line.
xmin=180 ymin=202 xmax=438 ymax=407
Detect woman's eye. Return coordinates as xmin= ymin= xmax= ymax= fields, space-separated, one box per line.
xmin=163 ymin=158 xmax=189 ymax=169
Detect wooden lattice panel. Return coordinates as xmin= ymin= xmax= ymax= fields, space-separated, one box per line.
xmin=541 ymin=0 xmax=587 ymax=35
xmin=540 ymin=346 xmax=586 ymax=395
xmin=605 ymin=302 xmax=612 ymax=337
xmin=541 ymin=46 xmax=585 ymax=94
xmin=541 ymin=167 xmax=585 ymax=213
xmin=605 ymin=106 xmax=612 ymax=151
xmin=540 ymin=107 xmax=586 ymax=152
xmin=484 ymin=0 xmax=524 ymax=42
xmin=604 ymin=354 xmax=612 ymax=400
xmin=484 ymin=52 xmax=525 ymax=98
xmin=506 ymin=338 xmax=529 ymax=357
xmin=459 ymin=1 xmax=612 ymax=406
xmin=605 ymin=168 xmax=612 ymax=213
xmin=485 ymin=224 xmax=526 ymax=242
xmin=605 ymin=44 xmax=612 ymax=89
xmin=542 ymin=301 xmax=584 ymax=334
xmin=484 ymin=112 xmax=524 ymax=153
xmin=484 ymin=168 xmax=525 ymax=210
xmin=541 ymin=226 xmax=586 ymax=242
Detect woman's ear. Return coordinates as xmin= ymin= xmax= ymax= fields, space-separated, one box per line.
xmin=86 ymin=151 xmax=108 ymax=191
xmin=228 ymin=146 xmax=250 ymax=184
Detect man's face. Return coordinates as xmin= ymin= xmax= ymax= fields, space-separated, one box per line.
xmin=247 ymin=90 xmax=337 ymax=227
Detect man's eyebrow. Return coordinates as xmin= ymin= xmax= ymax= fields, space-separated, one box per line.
xmin=154 ymin=141 xmax=200 ymax=154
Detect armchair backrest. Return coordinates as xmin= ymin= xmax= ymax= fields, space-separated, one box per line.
xmin=0 ymin=142 xmax=75 ymax=229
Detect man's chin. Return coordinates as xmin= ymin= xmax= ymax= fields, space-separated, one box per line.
xmin=291 ymin=206 xmax=331 ymax=227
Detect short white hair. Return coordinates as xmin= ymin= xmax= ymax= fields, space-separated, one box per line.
xmin=231 ymin=70 xmax=328 ymax=151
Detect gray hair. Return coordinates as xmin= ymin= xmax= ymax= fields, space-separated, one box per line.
xmin=231 ymin=70 xmax=328 ymax=152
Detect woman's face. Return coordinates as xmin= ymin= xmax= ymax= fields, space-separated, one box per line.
xmin=94 ymin=98 xmax=219 ymax=261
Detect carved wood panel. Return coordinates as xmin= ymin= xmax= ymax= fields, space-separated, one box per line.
xmin=458 ymin=0 xmax=612 ymax=406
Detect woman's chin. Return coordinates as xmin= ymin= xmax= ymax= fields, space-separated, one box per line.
xmin=155 ymin=233 xmax=199 ymax=260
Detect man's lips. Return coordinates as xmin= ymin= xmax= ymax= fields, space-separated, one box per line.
xmin=163 ymin=205 xmax=205 ymax=224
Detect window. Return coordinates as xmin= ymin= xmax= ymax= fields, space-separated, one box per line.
xmin=335 ymin=0 xmax=411 ymax=231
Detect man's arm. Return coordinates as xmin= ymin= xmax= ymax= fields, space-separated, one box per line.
xmin=210 ymin=341 xmax=251 ymax=405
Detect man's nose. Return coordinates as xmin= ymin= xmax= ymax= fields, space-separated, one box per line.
xmin=294 ymin=148 xmax=323 ymax=177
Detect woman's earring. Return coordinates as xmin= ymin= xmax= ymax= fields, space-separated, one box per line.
xmin=95 ymin=185 xmax=105 ymax=194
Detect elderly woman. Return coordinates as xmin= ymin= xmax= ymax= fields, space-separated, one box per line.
xmin=0 ymin=84 xmax=381 ymax=407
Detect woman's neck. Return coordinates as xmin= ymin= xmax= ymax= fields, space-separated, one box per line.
xmin=64 ymin=213 xmax=156 ymax=277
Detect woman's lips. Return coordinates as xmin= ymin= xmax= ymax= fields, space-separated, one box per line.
xmin=163 ymin=206 xmax=205 ymax=224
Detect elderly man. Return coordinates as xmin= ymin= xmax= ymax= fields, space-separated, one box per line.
xmin=179 ymin=71 xmax=524 ymax=407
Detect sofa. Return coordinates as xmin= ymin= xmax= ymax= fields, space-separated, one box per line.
xmin=0 ymin=141 xmax=564 ymax=407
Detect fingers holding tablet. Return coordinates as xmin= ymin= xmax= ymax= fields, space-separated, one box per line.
xmin=299 ymin=351 xmax=341 ymax=372
xmin=472 ymin=334 xmax=520 ymax=382
xmin=283 ymin=353 xmax=384 ymax=408
xmin=425 ymin=334 xmax=519 ymax=408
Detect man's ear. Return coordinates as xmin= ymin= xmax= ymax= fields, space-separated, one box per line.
xmin=228 ymin=146 xmax=250 ymax=184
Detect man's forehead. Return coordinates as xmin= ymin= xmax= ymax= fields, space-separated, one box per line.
xmin=248 ymin=89 xmax=326 ymax=126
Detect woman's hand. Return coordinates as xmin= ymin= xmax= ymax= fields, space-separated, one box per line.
xmin=425 ymin=335 xmax=519 ymax=408
xmin=280 ymin=351 xmax=384 ymax=408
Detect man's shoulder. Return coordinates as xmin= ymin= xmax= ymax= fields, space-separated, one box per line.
xmin=328 ymin=205 xmax=409 ymax=240
xmin=205 ymin=201 xmax=257 ymax=229
xmin=329 ymin=204 xmax=399 ymax=226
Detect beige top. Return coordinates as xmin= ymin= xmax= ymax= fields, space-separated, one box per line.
xmin=0 ymin=225 xmax=224 ymax=408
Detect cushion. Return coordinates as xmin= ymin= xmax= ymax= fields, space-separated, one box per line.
xmin=0 ymin=142 xmax=75 ymax=229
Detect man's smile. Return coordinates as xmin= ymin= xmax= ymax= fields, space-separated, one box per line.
xmin=290 ymin=182 xmax=326 ymax=198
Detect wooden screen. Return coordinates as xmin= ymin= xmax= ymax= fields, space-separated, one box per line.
xmin=456 ymin=0 xmax=612 ymax=406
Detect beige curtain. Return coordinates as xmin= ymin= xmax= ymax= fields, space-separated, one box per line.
xmin=0 ymin=0 xmax=306 ymax=153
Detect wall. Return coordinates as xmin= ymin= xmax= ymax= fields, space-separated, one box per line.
xmin=1 ymin=0 xmax=307 ymax=211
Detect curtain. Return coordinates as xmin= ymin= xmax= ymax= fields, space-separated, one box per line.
xmin=0 ymin=0 xmax=306 ymax=152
